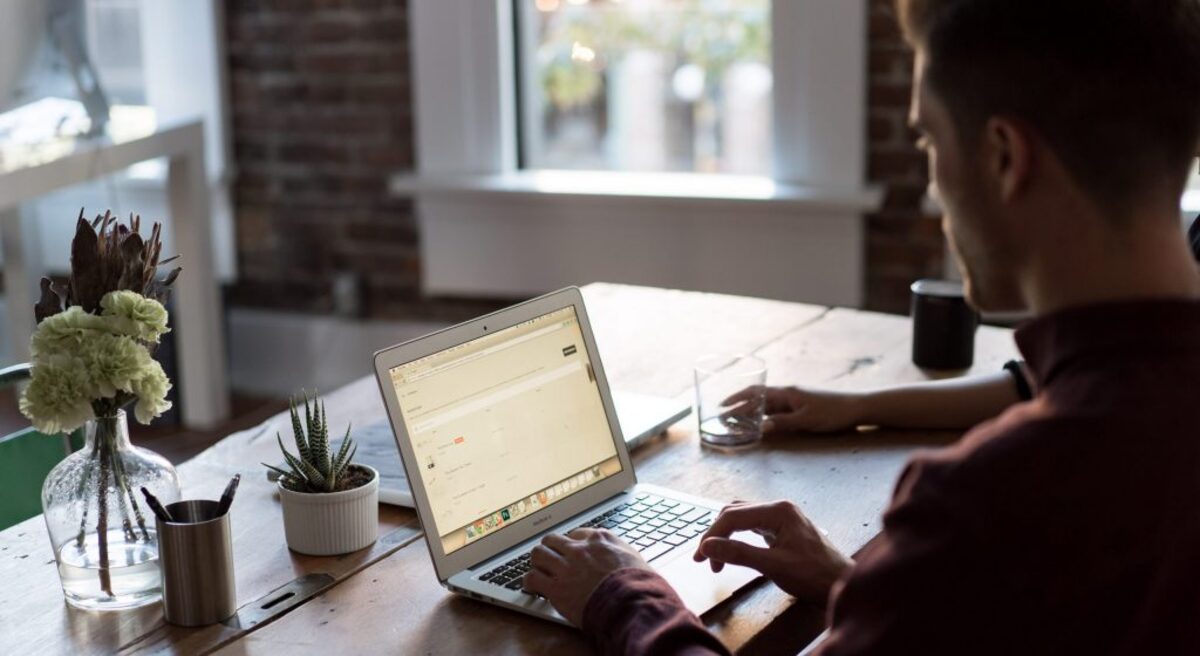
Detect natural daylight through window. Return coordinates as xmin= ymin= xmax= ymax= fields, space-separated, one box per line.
xmin=516 ymin=0 xmax=772 ymax=175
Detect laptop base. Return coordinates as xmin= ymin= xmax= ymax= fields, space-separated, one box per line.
xmin=447 ymin=483 xmax=763 ymax=626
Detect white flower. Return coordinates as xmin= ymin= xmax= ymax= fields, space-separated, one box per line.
xmin=130 ymin=359 xmax=173 ymax=424
xmin=78 ymin=333 xmax=154 ymax=399
xmin=19 ymin=353 xmax=96 ymax=434
xmin=100 ymin=291 xmax=170 ymax=343
xmin=22 ymin=292 xmax=176 ymax=431
xmin=30 ymin=306 xmax=108 ymax=357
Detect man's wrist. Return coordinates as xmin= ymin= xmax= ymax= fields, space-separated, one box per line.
xmin=812 ymin=551 xmax=854 ymax=609
xmin=843 ymin=391 xmax=872 ymax=427
xmin=581 ymin=567 xmax=681 ymax=634
xmin=580 ymin=568 xmax=657 ymax=633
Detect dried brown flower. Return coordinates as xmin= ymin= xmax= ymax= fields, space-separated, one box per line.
xmin=36 ymin=209 xmax=182 ymax=323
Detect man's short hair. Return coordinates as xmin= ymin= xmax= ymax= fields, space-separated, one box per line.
xmin=897 ymin=0 xmax=1200 ymax=214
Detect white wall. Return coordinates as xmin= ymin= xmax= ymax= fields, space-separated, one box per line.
xmin=419 ymin=197 xmax=863 ymax=306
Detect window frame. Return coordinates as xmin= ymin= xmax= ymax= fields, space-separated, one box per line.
xmin=400 ymin=0 xmax=878 ymax=307
xmin=408 ymin=0 xmax=870 ymax=191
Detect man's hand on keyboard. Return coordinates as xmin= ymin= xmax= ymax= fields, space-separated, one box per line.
xmin=523 ymin=528 xmax=650 ymax=626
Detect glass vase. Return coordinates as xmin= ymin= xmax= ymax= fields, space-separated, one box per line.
xmin=41 ymin=411 xmax=180 ymax=611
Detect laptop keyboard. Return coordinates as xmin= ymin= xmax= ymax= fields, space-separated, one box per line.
xmin=478 ymin=492 xmax=714 ymax=592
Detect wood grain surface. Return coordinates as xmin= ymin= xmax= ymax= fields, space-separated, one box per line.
xmin=0 ymin=377 xmax=421 ymax=656
xmin=0 ymin=284 xmax=1020 ymax=655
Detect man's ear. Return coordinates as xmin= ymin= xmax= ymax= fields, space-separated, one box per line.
xmin=983 ymin=117 xmax=1032 ymax=203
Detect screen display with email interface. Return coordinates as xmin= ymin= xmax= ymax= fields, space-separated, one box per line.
xmin=388 ymin=307 xmax=622 ymax=554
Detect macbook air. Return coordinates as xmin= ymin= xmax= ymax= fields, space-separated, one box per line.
xmin=372 ymin=287 xmax=762 ymax=625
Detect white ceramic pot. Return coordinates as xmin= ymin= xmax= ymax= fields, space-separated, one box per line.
xmin=278 ymin=465 xmax=379 ymax=556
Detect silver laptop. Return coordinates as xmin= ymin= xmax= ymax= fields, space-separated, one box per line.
xmin=614 ymin=391 xmax=691 ymax=451
xmin=372 ymin=287 xmax=762 ymax=625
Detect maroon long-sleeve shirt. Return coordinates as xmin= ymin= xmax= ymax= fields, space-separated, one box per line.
xmin=582 ymin=299 xmax=1200 ymax=655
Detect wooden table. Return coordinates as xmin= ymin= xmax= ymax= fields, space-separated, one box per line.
xmin=0 ymin=284 xmax=1019 ymax=655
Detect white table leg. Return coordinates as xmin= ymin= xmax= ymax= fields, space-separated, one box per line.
xmin=167 ymin=126 xmax=230 ymax=429
xmin=1 ymin=205 xmax=43 ymax=365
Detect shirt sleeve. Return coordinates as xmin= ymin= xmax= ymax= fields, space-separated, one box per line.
xmin=812 ymin=457 xmax=996 ymax=655
xmin=582 ymin=568 xmax=732 ymax=656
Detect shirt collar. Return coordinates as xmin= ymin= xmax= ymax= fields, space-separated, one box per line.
xmin=1015 ymin=298 xmax=1200 ymax=388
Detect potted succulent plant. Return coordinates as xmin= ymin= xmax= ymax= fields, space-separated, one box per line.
xmin=264 ymin=393 xmax=378 ymax=556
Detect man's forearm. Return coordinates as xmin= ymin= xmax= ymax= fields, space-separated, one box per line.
xmin=854 ymin=371 xmax=1020 ymax=430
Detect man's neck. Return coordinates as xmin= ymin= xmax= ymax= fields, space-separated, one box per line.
xmin=1022 ymin=213 xmax=1200 ymax=315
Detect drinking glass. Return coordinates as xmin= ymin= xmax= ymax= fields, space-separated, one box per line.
xmin=693 ymin=354 xmax=767 ymax=448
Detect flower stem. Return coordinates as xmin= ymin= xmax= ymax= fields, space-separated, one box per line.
xmin=96 ymin=437 xmax=114 ymax=597
xmin=74 ymin=438 xmax=100 ymax=548
xmin=112 ymin=454 xmax=137 ymax=543
xmin=110 ymin=438 xmax=150 ymax=541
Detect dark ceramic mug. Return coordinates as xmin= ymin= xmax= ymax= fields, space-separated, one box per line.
xmin=910 ymin=279 xmax=979 ymax=370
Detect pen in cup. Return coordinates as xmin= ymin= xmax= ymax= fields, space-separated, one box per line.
xmin=141 ymin=486 xmax=173 ymax=523
xmin=216 ymin=474 xmax=241 ymax=517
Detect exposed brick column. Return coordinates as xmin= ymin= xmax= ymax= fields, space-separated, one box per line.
xmin=864 ymin=0 xmax=946 ymax=315
xmin=224 ymin=0 xmax=424 ymax=317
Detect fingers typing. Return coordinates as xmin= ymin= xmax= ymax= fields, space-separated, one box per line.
xmin=530 ymin=544 xmax=568 ymax=576
xmin=566 ymin=527 xmax=603 ymax=541
xmin=542 ymin=533 xmax=581 ymax=554
xmin=522 ymin=569 xmax=554 ymax=596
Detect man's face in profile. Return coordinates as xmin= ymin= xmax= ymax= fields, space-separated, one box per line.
xmin=910 ymin=52 xmax=1025 ymax=313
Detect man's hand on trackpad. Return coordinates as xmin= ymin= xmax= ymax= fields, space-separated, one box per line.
xmin=693 ymin=500 xmax=852 ymax=605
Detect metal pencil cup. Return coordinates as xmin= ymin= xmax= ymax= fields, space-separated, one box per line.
xmin=156 ymin=500 xmax=237 ymax=626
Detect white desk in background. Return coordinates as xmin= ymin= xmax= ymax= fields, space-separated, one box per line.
xmin=0 ymin=109 xmax=229 ymax=429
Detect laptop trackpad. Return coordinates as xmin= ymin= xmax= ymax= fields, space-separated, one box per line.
xmin=657 ymin=533 xmax=768 ymax=616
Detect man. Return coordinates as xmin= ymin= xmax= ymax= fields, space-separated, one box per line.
xmin=522 ymin=0 xmax=1200 ymax=653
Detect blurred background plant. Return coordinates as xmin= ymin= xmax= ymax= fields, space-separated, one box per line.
xmin=521 ymin=0 xmax=772 ymax=174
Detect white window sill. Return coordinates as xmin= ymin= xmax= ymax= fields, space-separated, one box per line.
xmin=389 ymin=170 xmax=883 ymax=214
xmin=1182 ymin=190 xmax=1200 ymax=215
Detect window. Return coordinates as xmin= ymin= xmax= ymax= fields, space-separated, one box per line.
xmin=516 ymin=0 xmax=772 ymax=175
xmin=5 ymin=0 xmax=235 ymax=280
xmin=84 ymin=0 xmax=146 ymax=105
xmin=404 ymin=0 xmax=871 ymax=304
xmin=7 ymin=0 xmax=145 ymax=117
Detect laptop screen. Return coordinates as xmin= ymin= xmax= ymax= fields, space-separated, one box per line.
xmin=387 ymin=306 xmax=623 ymax=555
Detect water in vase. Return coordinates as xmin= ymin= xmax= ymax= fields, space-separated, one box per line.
xmin=56 ymin=528 xmax=162 ymax=610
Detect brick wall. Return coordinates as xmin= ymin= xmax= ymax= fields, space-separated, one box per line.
xmin=224 ymin=0 xmax=939 ymax=318
xmin=224 ymin=0 xmax=502 ymax=321
xmin=864 ymin=0 xmax=945 ymax=314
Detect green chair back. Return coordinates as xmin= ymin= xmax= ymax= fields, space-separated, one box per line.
xmin=0 ymin=428 xmax=84 ymax=530
xmin=0 ymin=363 xmax=85 ymax=531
